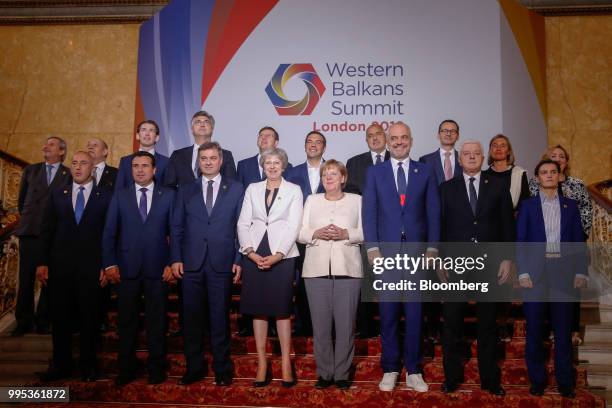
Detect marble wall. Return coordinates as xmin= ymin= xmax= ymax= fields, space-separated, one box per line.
xmin=546 ymin=15 xmax=612 ymax=185
xmin=0 ymin=17 xmax=610 ymax=184
xmin=0 ymin=24 xmax=139 ymax=166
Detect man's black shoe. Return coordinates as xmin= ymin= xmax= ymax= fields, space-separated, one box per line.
xmin=115 ymin=372 xmax=136 ymax=386
xmin=215 ymin=372 xmax=232 ymax=386
xmin=148 ymin=372 xmax=167 ymax=385
xmin=441 ymin=381 xmax=459 ymax=393
xmin=314 ymin=377 xmax=334 ymax=389
xmin=335 ymin=379 xmax=351 ymax=390
xmin=178 ymin=371 xmax=203 ymax=385
xmin=529 ymin=384 xmax=545 ymax=396
xmin=482 ymin=385 xmax=506 ymax=396
xmin=38 ymin=368 xmax=71 ymax=382
xmin=80 ymin=369 xmax=98 ymax=382
xmin=35 ymin=324 xmax=50 ymax=335
xmin=11 ymin=324 xmax=32 ymax=337
xmin=558 ymin=386 xmax=575 ymax=399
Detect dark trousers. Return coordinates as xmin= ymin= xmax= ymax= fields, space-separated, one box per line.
xmin=117 ymin=278 xmax=167 ymax=376
xmin=182 ymin=257 xmax=232 ymax=375
xmin=442 ymin=301 xmax=500 ymax=388
xmin=15 ymin=236 xmax=48 ymax=328
xmin=379 ymin=301 xmax=422 ymax=374
xmin=48 ymin=270 xmax=100 ymax=374
xmin=294 ymin=244 xmax=312 ymax=333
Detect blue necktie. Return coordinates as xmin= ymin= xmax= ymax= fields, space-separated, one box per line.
xmin=375 ymin=154 xmax=382 ymax=164
xmin=74 ymin=186 xmax=85 ymax=224
xmin=469 ymin=177 xmax=478 ymax=215
xmin=139 ymin=187 xmax=148 ymax=222
xmin=46 ymin=164 xmax=53 ymax=186
xmin=397 ymin=162 xmax=407 ymax=195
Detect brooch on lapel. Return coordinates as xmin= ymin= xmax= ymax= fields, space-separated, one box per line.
xmin=63 ymin=190 xmax=68 ymax=194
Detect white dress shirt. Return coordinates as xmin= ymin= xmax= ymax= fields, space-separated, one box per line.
xmin=202 ymin=173 xmax=222 ymax=208
xmin=390 ymin=157 xmax=410 ymax=191
xmin=439 ymin=148 xmax=456 ymax=176
xmin=307 ymin=159 xmax=323 ymax=194
xmin=370 ymin=150 xmax=388 ymax=165
xmin=93 ymin=162 xmax=106 ymax=185
xmin=72 ymin=180 xmax=94 ymax=209
xmin=135 ymin=181 xmax=154 ymax=214
xmin=139 ymin=147 xmax=156 ymax=156
xmin=462 ymin=172 xmax=481 ymax=198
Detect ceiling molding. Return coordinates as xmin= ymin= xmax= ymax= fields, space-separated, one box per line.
xmin=0 ymin=0 xmax=169 ymax=25
xmin=519 ymin=0 xmax=612 ymax=15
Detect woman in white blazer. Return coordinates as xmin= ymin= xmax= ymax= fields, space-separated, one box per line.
xmin=237 ymin=147 xmax=303 ymax=388
xmin=297 ymin=159 xmax=363 ymax=390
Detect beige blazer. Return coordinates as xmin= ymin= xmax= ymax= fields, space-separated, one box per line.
xmin=237 ymin=178 xmax=303 ymax=259
xmin=298 ymin=193 xmax=363 ymax=278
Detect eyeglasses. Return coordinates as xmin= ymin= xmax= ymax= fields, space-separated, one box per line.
xmin=193 ymin=119 xmax=210 ymax=126
xmin=440 ymin=129 xmax=458 ymax=135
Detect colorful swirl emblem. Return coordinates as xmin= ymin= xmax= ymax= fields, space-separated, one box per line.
xmin=265 ymin=64 xmax=326 ymax=116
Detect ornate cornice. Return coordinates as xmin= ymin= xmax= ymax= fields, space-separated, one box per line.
xmin=0 ymin=0 xmax=169 ymax=25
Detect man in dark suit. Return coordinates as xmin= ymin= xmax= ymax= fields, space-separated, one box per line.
xmin=345 ymin=123 xmax=389 ymax=339
xmin=517 ymin=159 xmax=587 ymax=399
xmin=36 ymin=151 xmax=113 ymax=382
xmin=87 ymin=138 xmax=118 ymax=190
xmin=163 ymin=110 xmax=236 ymax=189
xmin=171 ymin=141 xmax=243 ymax=386
xmin=345 ymin=123 xmax=390 ymax=195
xmin=235 ymin=125 xmax=290 ymax=337
xmin=116 ymin=120 xmax=169 ymax=190
xmin=438 ymin=140 xmax=514 ymax=396
xmin=102 ymin=151 xmax=175 ymax=386
xmin=362 ymin=122 xmax=440 ymax=392
xmin=418 ymin=119 xmax=462 ymax=186
xmin=283 ymin=131 xmax=328 ymax=337
xmin=12 ymin=136 xmax=71 ymax=337
xmin=418 ymin=119 xmax=462 ymax=342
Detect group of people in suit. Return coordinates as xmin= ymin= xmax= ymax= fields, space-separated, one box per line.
xmin=11 ymin=111 xmax=590 ymax=399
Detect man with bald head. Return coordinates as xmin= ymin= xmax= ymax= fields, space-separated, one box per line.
xmin=363 ymin=122 xmax=440 ymax=392
xmin=87 ymin=138 xmax=118 ymax=190
xmin=36 ymin=151 xmax=114 ymax=382
xmin=438 ymin=140 xmax=514 ymax=395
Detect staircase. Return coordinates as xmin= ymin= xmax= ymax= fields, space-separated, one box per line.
xmin=6 ymin=293 xmax=603 ymax=408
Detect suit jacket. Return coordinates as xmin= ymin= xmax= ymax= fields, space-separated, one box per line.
xmin=97 ymin=164 xmax=118 ymax=191
xmin=362 ymin=159 xmax=440 ymax=254
xmin=298 ymin=193 xmax=363 ymax=278
xmin=163 ymin=145 xmax=236 ymax=189
xmin=284 ymin=161 xmax=324 ymax=203
xmin=171 ymin=176 xmax=243 ymax=272
xmin=516 ymin=195 xmax=586 ymax=283
xmin=102 ymin=184 xmax=174 ymax=280
xmin=15 ymin=162 xmax=71 ymax=237
xmin=236 ymin=154 xmax=293 ymax=188
xmin=345 ymin=150 xmax=390 ymax=195
xmin=419 ymin=149 xmax=462 ymax=186
xmin=116 ymin=152 xmax=169 ymax=190
xmin=237 ymin=178 xmax=303 ymax=259
xmin=440 ymin=173 xmax=514 ymax=243
xmin=38 ymin=184 xmax=113 ymax=279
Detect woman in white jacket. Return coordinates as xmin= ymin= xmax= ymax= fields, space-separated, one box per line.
xmin=237 ymin=148 xmax=303 ymax=388
xmin=298 ymin=159 xmax=363 ymax=390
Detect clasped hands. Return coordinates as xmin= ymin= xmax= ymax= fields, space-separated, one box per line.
xmin=312 ymin=224 xmax=349 ymax=241
xmin=247 ymin=252 xmax=283 ymax=271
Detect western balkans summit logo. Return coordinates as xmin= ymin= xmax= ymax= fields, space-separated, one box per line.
xmin=265 ymin=63 xmax=326 ymax=116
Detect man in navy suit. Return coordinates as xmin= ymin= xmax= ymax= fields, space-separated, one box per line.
xmin=13 ymin=136 xmax=71 ymax=337
xmin=87 ymin=138 xmax=118 ymax=190
xmin=418 ymin=119 xmax=462 ymax=186
xmin=102 ymin=151 xmax=175 ymax=386
xmin=171 ymin=141 xmax=243 ymax=386
xmin=418 ymin=119 xmax=462 ymax=342
xmin=284 ymin=131 xmax=327 ymax=337
xmin=517 ymin=159 xmax=587 ymax=399
xmin=116 ymin=120 xmax=169 ymax=190
xmin=36 ymin=151 xmax=113 ymax=382
xmin=163 ymin=111 xmax=236 ymax=189
xmin=345 ymin=123 xmax=390 ymax=339
xmin=363 ymin=122 xmax=440 ymax=393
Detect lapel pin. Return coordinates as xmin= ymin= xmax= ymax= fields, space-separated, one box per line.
xmin=158 ymin=190 xmax=162 ymax=195
xmin=414 ymin=168 xmax=418 ymax=173
xmin=63 ymin=190 xmax=68 ymax=194
xmin=62 ymin=171 xmax=66 ymax=175
xmin=563 ymin=204 xmax=567 ymax=208
xmin=484 ymin=179 xmax=489 ymax=184
xmin=223 ymin=185 xmax=227 ymax=190
xmin=96 ymin=192 xmax=100 ymax=196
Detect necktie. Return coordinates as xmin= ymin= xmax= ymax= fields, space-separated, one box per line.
xmin=376 ymin=154 xmax=382 ymax=164
xmin=397 ymin=162 xmax=407 ymax=195
xmin=443 ymin=151 xmax=453 ymax=181
xmin=74 ymin=186 xmax=85 ymax=224
xmin=46 ymin=164 xmax=53 ymax=186
xmin=194 ymin=159 xmax=201 ymax=178
xmin=205 ymin=180 xmax=214 ymax=214
xmin=139 ymin=187 xmax=148 ymax=222
xmin=92 ymin=167 xmax=98 ymax=186
xmin=469 ymin=177 xmax=477 ymax=215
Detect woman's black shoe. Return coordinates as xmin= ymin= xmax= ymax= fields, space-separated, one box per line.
xmin=315 ymin=377 xmax=333 ymax=389
xmin=253 ymin=365 xmax=272 ymax=387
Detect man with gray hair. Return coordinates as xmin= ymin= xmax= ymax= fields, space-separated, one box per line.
xmin=163 ymin=110 xmax=237 ymax=189
xmin=12 ymin=136 xmax=71 ymax=337
xmin=87 ymin=137 xmax=117 ymax=190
